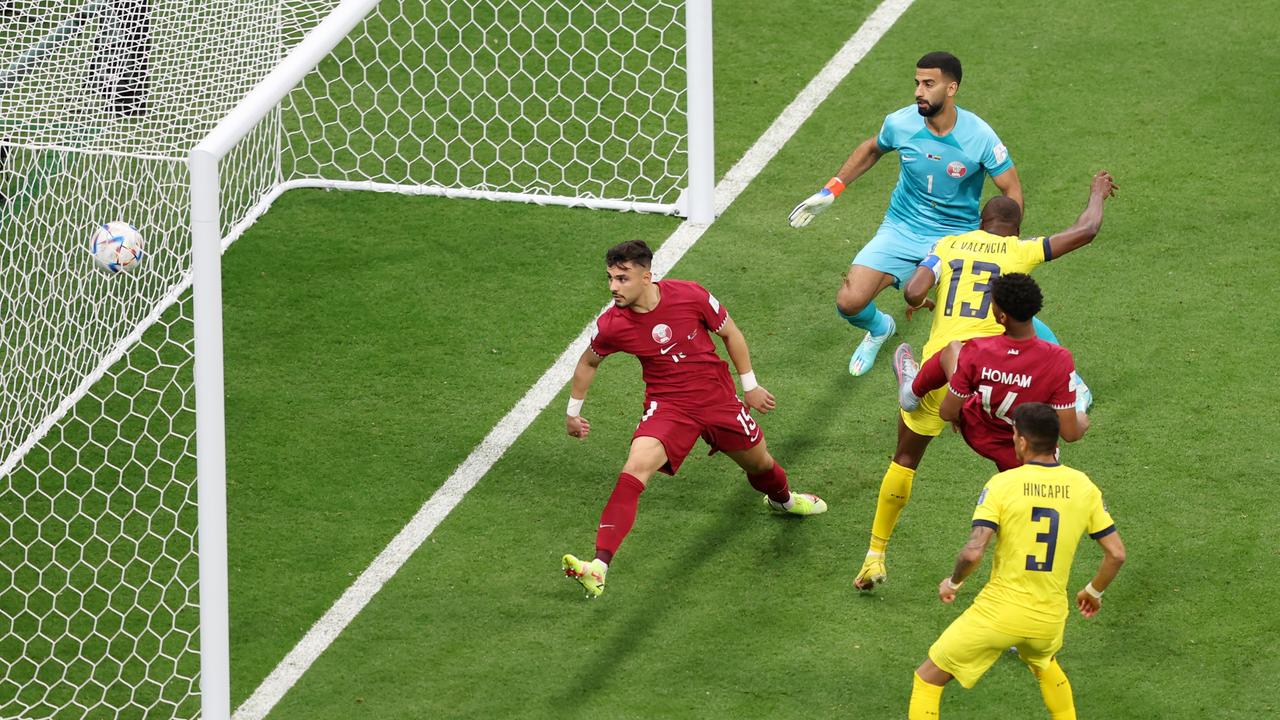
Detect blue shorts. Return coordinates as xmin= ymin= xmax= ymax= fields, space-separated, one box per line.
xmin=851 ymin=218 xmax=948 ymax=288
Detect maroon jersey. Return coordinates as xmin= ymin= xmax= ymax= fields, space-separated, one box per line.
xmin=949 ymin=334 xmax=1077 ymax=454
xmin=590 ymin=279 xmax=736 ymax=406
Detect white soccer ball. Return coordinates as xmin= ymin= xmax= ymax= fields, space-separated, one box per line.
xmin=90 ymin=221 xmax=145 ymax=273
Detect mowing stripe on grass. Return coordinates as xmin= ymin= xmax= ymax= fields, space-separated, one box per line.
xmin=233 ymin=1 xmax=915 ymax=717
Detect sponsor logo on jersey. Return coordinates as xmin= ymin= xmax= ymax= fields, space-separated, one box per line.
xmin=651 ymin=324 xmax=672 ymax=344
xmin=947 ymin=161 xmax=967 ymax=178
xmin=708 ymin=293 xmax=721 ymax=313
xmin=926 ymin=153 xmax=943 ymax=161
xmin=993 ymin=143 xmax=1008 ymax=164
xmin=902 ymin=155 xmax=916 ymax=162
xmin=977 ymin=488 xmax=988 ymax=506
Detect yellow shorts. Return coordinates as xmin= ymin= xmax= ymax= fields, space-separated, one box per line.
xmin=927 ymin=606 xmax=1065 ymax=688
xmin=901 ymin=385 xmax=948 ymax=437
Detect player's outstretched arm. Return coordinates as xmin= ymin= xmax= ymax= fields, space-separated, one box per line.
xmin=1045 ymin=170 xmax=1119 ymax=259
xmin=1077 ymin=529 xmax=1126 ymax=617
xmin=939 ymin=524 xmax=994 ymax=603
xmin=992 ymin=165 xmax=1024 ymax=212
xmin=1057 ymin=406 xmax=1090 ymax=442
xmin=787 ymin=136 xmax=885 ymax=228
xmin=714 ymin=316 xmax=776 ymax=413
xmin=566 ymin=348 xmax=603 ymax=439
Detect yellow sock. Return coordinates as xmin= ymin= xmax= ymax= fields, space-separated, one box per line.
xmin=1031 ymin=658 xmax=1076 ymax=720
xmin=869 ymin=461 xmax=915 ymax=552
xmin=908 ymin=671 xmax=943 ymax=719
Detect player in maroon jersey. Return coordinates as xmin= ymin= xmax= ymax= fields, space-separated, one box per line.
xmin=939 ymin=273 xmax=1088 ymax=470
xmin=561 ymin=240 xmax=828 ymax=598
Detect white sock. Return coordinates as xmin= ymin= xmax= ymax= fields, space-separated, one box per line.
xmin=781 ymin=493 xmax=796 ymax=510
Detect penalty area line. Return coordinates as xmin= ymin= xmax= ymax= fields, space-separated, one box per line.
xmin=232 ymin=0 xmax=915 ymax=717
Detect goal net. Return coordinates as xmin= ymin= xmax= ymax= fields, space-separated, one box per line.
xmin=0 ymin=0 xmax=710 ymax=717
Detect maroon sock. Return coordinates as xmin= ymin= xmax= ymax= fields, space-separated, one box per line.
xmin=747 ymin=462 xmax=791 ymax=504
xmin=594 ymin=473 xmax=646 ymax=565
xmin=912 ymin=352 xmax=948 ymax=396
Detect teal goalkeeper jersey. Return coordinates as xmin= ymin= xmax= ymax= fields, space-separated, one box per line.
xmin=876 ymin=105 xmax=1014 ymax=236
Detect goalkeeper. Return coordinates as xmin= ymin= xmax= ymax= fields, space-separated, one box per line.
xmin=788 ymin=51 xmax=1047 ymax=377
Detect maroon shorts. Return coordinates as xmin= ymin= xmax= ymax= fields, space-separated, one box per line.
xmin=633 ymin=397 xmax=763 ymax=475
xmin=961 ymin=427 xmax=1021 ymax=472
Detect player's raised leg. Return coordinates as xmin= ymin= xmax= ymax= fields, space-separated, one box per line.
xmin=563 ymin=436 xmax=667 ymax=598
xmin=856 ymin=416 xmax=933 ymax=589
xmin=838 ymin=264 xmax=898 ymax=376
xmin=724 ymin=439 xmax=827 ymax=516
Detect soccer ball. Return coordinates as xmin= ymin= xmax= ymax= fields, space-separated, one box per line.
xmin=90 ymin=221 xmax=145 ymax=273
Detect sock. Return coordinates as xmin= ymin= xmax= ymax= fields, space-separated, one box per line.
xmin=747 ymin=462 xmax=791 ymax=505
xmin=1032 ymin=659 xmax=1076 ymax=720
xmin=908 ymin=672 xmax=943 ymax=719
xmin=594 ymin=473 xmax=646 ymax=565
xmin=1032 ymin=316 xmax=1061 ymax=345
xmin=911 ymin=352 xmax=948 ymax=396
xmin=869 ymin=462 xmax=915 ymax=553
xmin=838 ymin=302 xmax=891 ymax=335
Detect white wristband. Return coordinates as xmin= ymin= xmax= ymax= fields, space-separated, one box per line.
xmin=946 ymin=577 xmax=963 ymax=591
xmin=1084 ymin=582 xmax=1103 ymax=599
xmin=567 ymin=397 xmax=584 ymax=417
xmin=740 ymin=371 xmax=758 ymax=392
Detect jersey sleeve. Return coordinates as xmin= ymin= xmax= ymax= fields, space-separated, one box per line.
xmin=1086 ymin=486 xmax=1117 ymax=539
xmin=696 ymin=284 xmax=730 ymax=333
xmin=1048 ymin=350 xmax=1077 ymax=410
xmin=981 ymin=128 xmax=1013 ymax=177
xmin=918 ymin=242 xmax=943 ymax=286
xmin=971 ymin=477 xmax=1003 ymax=530
xmin=948 ymin=342 xmax=979 ymax=399
xmin=875 ymin=113 xmax=899 ymax=153
xmin=588 ymin=317 xmax=616 ymax=358
xmin=1010 ymin=236 xmax=1050 ymax=271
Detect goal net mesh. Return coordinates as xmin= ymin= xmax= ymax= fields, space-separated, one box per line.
xmin=0 ymin=1 xmax=689 ymax=717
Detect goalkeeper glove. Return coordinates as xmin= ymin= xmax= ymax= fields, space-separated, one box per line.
xmin=788 ymin=177 xmax=846 ymax=228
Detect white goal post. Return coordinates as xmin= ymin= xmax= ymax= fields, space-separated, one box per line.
xmin=0 ymin=1 xmax=713 ymax=718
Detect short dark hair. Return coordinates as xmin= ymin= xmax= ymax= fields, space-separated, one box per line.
xmin=991 ymin=273 xmax=1042 ymax=322
xmin=917 ymin=51 xmax=962 ymax=84
xmin=981 ymin=196 xmax=1022 ymax=227
xmin=605 ymin=240 xmax=653 ymax=269
xmin=1012 ymin=403 xmax=1059 ymax=454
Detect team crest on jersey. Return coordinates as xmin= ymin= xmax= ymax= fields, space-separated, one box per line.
xmin=651 ymin=324 xmax=673 ymax=344
xmin=947 ymin=161 xmax=967 ymax=178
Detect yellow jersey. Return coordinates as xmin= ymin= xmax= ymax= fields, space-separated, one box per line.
xmin=918 ymin=230 xmax=1050 ymax=359
xmin=968 ymin=461 xmax=1116 ymax=637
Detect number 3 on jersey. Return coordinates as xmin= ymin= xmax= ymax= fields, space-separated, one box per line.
xmin=1025 ymin=506 xmax=1060 ymax=572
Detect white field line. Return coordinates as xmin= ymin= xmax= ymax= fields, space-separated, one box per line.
xmin=232 ymin=1 xmax=914 ymax=717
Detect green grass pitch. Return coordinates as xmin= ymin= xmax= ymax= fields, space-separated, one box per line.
xmin=5 ymin=0 xmax=1280 ymax=717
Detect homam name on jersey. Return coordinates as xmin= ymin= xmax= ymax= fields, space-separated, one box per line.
xmin=979 ymin=366 xmax=1032 ymax=388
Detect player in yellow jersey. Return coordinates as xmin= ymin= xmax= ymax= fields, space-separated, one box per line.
xmin=853 ymin=171 xmax=1117 ymax=590
xmin=907 ymin=402 xmax=1126 ymax=719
